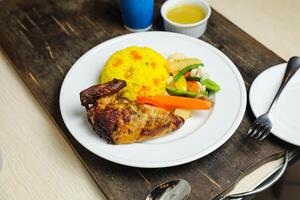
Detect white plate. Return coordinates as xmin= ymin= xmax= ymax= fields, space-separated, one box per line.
xmin=250 ymin=63 xmax=300 ymax=146
xmin=60 ymin=32 xmax=247 ymax=168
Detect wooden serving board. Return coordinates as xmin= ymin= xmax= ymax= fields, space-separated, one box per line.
xmin=0 ymin=0 xmax=292 ymax=199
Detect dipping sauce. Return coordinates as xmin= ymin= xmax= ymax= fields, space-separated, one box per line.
xmin=167 ymin=5 xmax=205 ymax=24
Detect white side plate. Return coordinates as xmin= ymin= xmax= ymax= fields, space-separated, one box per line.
xmin=250 ymin=63 xmax=300 ymax=146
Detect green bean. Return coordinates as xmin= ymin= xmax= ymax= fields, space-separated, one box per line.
xmin=174 ymin=64 xmax=203 ymax=82
xmin=166 ymin=87 xmax=208 ymax=97
xmin=201 ymin=79 xmax=220 ymax=92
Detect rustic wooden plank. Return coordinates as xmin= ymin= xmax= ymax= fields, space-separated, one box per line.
xmin=0 ymin=0 xmax=293 ymax=199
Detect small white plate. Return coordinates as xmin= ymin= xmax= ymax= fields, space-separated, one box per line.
xmin=60 ymin=32 xmax=247 ymax=168
xmin=249 ymin=63 xmax=300 ymax=146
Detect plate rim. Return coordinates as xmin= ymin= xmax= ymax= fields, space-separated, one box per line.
xmin=249 ymin=63 xmax=300 ymax=146
xmin=59 ymin=31 xmax=247 ymax=168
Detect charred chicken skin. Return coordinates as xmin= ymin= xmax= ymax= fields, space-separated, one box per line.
xmin=80 ymin=79 xmax=184 ymax=144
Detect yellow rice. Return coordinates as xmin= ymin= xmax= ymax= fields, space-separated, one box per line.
xmin=100 ymin=46 xmax=169 ymax=100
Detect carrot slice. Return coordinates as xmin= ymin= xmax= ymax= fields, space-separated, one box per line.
xmin=184 ymin=71 xmax=191 ymax=78
xmin=137 ymin=97 xmax=172 ymax=110
xmin=187 ymin=81 xmax=199 ymax=93
xmin=137 ymin=96 xmax=212 ymax=110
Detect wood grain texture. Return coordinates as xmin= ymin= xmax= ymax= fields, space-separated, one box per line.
xmin=0 ymin=0 xmax=293 ymax=199
xmin=0 ymin=53 xmax=105 ymax=200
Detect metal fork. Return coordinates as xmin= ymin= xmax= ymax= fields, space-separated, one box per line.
xmin=248 ymin=56 xmax=300 ymax=140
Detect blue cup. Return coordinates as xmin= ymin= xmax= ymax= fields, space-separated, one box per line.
xmin=119 ymin=0 xmax=154 ymax=31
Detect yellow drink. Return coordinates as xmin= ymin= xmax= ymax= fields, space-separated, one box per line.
xmin=167 ymin=5 xmax=205 ymax=24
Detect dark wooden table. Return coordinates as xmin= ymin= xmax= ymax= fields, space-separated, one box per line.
xmin=0 ymin=0 xmax=295 ymax=199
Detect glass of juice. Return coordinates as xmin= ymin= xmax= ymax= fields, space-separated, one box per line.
xmin=119 ymin=0 xmax=154 ymax=32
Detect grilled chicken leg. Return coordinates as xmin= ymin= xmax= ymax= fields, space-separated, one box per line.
xmin=80 ymin=79 xmax=184 ymax=144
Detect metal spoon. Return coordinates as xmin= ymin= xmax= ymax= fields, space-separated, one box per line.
xmin=145 ymin=152 xmax=289 ymax=200
xmin=145 ymin=179 xmax=191 ymax=200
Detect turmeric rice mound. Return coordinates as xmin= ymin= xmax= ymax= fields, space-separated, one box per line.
xmin=100 ymin=46 xmax=169 ymax=100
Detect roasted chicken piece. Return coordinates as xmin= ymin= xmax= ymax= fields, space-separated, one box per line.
xmin=80 ymin=79 xmax=184 ymax=144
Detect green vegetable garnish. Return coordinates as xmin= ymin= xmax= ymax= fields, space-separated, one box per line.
xmin=199 ymin=90 xmax=209 ymax=96
xmin=174 ymin=64 xmax=203 ymax=82
xmin=201 ymin=79 xmax=220 ymax=92
xmin=166 ymin=87 xmax=208 ymax=97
